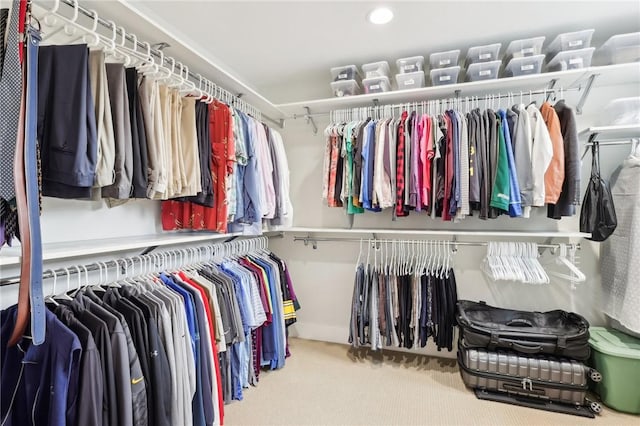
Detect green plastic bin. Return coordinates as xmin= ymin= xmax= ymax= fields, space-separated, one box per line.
xmin=589 ymin=327 xmax=640 ymax=414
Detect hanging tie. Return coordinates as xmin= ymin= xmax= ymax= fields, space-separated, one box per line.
xmin=0 ymin=0 xmax=25 ymax=248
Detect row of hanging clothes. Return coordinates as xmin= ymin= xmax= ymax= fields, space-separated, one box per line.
xmin=1 ymin=0 xmax=293 ymax=249
xmin=349 ymin=239 xmax=458 ymax=352
xmin=0 ymin=237 xmax=300 ymax=426
xmin=323 ymin=92 xmax=581 ymax=223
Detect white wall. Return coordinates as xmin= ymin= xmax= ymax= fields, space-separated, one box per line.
xmin=273 ymin=83 xmax=640 ymax=358
xmin=0 ymin=77 xmax=637 ymax=360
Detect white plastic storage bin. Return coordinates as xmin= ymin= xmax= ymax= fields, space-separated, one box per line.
xmin=362 ymin=61 xmax=391 ymax=79
xmin=505 ymin=36 xmax=545 ymax=59
xmin=466 ymin=43 xmax=501 ymax=64
xmin=547 ymin=47 xmax=595 ymax=71
xmin=396 ymin=56 xmax=425 ymax=74
xmin=330 ymin=65 xmax=360 ymax=82
xmin=599 ymin=32 xmax=640 ymax=65
xmin=429 ymin=50 xmax=460 ymax=69
xmin=330 ymin=80 xmax=361 ymax=97
xmin=430 ymin=66 xmax=460 ymax=86
xmin=546 ymin=29 xmax=595 ymax=57
xmin=395 ymin=71 xmax=425 ymax=90
xmin=466 ymin=61 xmax=501 ymax=81
xmin=363 ymin=76 xmax=391 ymax=94
xmin=504 ymin=55 xmax=545 ymax=77
xmin=600 ymin=97 xmax=640 ymax=126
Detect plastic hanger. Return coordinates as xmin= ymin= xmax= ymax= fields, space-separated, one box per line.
xmin=42 ymin=0 xmax=80 ymax=41
xmin=44 ymin=270 xmax=60 ymax=306
xmin=544 ymin=243 xmax=586 ymax=284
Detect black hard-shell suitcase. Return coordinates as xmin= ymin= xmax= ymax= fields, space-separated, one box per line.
xmin=456 ymin=300 xmax=591 ymax=360
xmin=458 ymin=343 xmax=602 ymax=417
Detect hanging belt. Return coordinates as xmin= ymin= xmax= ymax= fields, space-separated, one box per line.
xmin=24 ymin=26 xmax=44 ymax=344
xmin=7 ymin=64 xmax=29 ymax=347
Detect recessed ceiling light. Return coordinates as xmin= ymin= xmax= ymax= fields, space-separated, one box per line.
xmin=368 ymin=7 xmax=394 ymax=25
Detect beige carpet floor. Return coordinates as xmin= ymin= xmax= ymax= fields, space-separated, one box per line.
xmin=224 ymin=338 xmax=638 ymax=426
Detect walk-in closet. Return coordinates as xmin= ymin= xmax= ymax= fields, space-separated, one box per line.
xmin=1 ymin=1 xmax=639 ymax=425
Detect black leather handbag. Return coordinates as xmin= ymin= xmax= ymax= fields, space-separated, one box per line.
xmin=580 ymin=142 xmax=617 ymax=242
xmin=456 ymin=300 xmax=591 ymax=360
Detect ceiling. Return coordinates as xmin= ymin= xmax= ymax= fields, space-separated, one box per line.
xmin=61 ymin=1 xmax=640 ymax=109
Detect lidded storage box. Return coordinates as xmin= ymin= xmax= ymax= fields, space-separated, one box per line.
xmin=466 ymin=43 xmax=501 ymax=64
xmin=588 ymin=327 xmax=640 ymax=414
xmin=505 ymin=36 xmax=545 ymax=59
xmin=429 ymin=50 xmax=460 ymax=69
xmin=396 ymin=56 xmax=424 ymax=74
xmin=598 ymin=32 xmax=640 ymax=65
xmin=430 ymin=66 xmax=460 ymax=86
xmin=395 ymin=72 xmax=425 ymax=90
xmin=362 ymin=61 xmax=391 ymax=79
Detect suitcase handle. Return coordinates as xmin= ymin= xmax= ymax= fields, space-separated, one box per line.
xmin=506 ymin=319 xmax=534 ymax=327
xmin=511 ymin=341 xmax=543 ymax=353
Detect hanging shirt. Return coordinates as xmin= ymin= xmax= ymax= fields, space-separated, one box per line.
xmin=395 ymin=111 xmax=409 ymax=217
xmin=459 ymin=112 xmax=471 ymax=217
xmin=499 ymin=109 xmax=523 ymax=217
xmin=1 ymin=306 xmax=82 ymax=426
xmin=540 ymin=101 xmax=565 ymax=205
xmin=527 ymin=104 xmax=554 ymax=207
xmin=490 ymin=113 xmax=510 ymax=212
xmin=512 ymin=104 xmax=535 ymax=217
xmin=549 ymin=100 xmax=581 ymax=218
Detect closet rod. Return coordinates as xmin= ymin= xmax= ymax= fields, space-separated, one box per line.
xmin=293 ymin=236 xmax=579 ymax=250
xmin=289 ymin=86 xmax=582 ymax=119
xmin=581 ymin=139 xmax=638 ymax=159
xmin=41 ymin=0 xmax=283 ymax=128
xmin=0 ymin=234 xmax=279 ymax=286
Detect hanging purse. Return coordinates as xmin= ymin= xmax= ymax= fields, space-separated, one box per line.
xmin=580 ymin=141 xmax=617 ymax=242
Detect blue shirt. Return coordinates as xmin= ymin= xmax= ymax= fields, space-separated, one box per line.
xmin=250 ymin=257 xmax=286 ymax=370
xmin=1 ymin=306 xmax=81 ymax=426
xmin=499 ymin=109 xmax=523 ymax=217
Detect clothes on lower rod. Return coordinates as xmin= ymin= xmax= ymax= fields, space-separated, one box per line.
xmin=0 ymin=249 xmax=300 ymax=426
xmin=349 ymin=265 xmax=458 ymax=352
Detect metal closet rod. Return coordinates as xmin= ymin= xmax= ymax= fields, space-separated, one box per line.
xmin=0 ymin=234 xmax=278 ymax=287
xmin=292 ymin=86 xmax=581 ymax=119
xmin=43 ymin=0 xmax=282 ymax=127
xmin=293 ymin=236 xmax=580 ymax=251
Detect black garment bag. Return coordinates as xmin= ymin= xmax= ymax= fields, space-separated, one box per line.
xmin=580 ymin=141 xmax=617 ymax=241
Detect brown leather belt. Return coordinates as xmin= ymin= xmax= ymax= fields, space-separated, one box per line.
xmin=8 ymin=66 xmax=30 ymax=346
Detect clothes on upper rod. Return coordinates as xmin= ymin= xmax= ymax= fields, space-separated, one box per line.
xmin=26 ymin=43 xmax=291 ymax=235
xmin=0 ymin=248 xmax=300 ymax=426
xmin=323 ymin=101 xmax=581 ymax=221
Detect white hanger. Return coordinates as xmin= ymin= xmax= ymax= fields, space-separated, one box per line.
xmin=545 ymin=243 xmax=586 ymax=284
xmin=42 ymin=0 xmax=80 ymax=41
xmin=44 ymin=270 xmax=60 ymax=306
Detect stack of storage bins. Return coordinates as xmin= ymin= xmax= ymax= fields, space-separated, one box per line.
xmin=465 ymin=43 xmax=502 ymax=81
xmin=330 ymin=65 xmax=362 ymax=97
xmin=395 ymin=56 xmax=425 ymax=90
xmin=546 ymin=29 xmax=596 ymax=71
xmin=429 ymin=49 xmax=461 ymax=86
xmin=362 ymin=61 xmax=392 ymax=94
xmin=503 ymin=36 xmax=546 ymax=77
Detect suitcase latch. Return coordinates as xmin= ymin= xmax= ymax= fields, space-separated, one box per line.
xmin=521 ymin=378 xmax=533 ymax=391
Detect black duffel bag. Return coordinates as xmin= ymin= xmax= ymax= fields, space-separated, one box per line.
xmin=456 ymin=300 xmax=590 ymax=360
